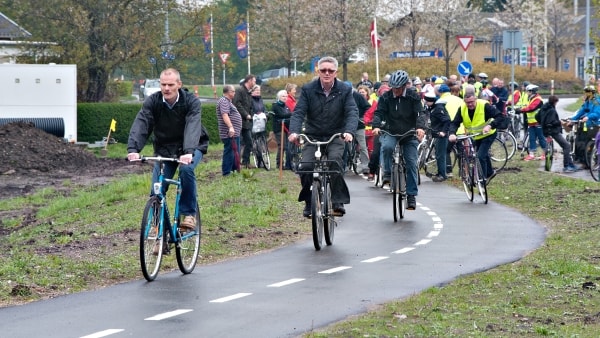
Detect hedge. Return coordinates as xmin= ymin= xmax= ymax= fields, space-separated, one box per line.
xmin=77 ymin=102 xmax=273 ymax=145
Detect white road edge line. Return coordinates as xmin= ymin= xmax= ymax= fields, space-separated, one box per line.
xmin=318 ymin=266 xmax=352 ymax=274
xmin=144 ymin=309 xmax=193 ymax=321
xmin=392 ymin=247 xmax=415 ymax=254
xmin=209 ymin=292 xmax=252 ymax=303
xmin=361 ymin=256 xmax=389 ymax=263
xmin=80 ymin=329 xmax=124 ymax=338
xmin=415 ymin=239 xmax=432 ymax=245
xmin=268 ymin=278 xmax=305 ymax=287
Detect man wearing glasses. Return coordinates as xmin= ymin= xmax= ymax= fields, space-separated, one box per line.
xmin=372 ymin=70 xmax=426 ymax=210
xmin=448 ymin=91 xmax=507 ymax=181
xmin=289 ymin=56 xmax=358 ymax=218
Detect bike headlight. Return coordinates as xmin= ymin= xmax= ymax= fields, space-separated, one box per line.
xmin=153 ymin=182 xmax=162 ymax=195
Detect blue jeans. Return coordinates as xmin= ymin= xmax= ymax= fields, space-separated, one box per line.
xmin=380 ymin=134 xmax=419 ymax=196
xmin=221 ymin=137 xmax=240 ymax=175
xmin=151 ymin=149 xmax=203 ymax=216
xmin=528 ymin=125 xmax=547 ymax=153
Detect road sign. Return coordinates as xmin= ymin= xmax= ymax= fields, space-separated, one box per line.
xmin=456 ymin=35 xmax=474 ymax=52
xmin=457 ymin=60 xmax=473 ymax=76
xmin=219 ymin=52 xmax=230 ymax=64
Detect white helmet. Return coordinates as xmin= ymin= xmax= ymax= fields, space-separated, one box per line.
xmin=525 ymin=84 xmax=539 ymax=93
xmin=478 ymin=72 xmax=488 ymax=79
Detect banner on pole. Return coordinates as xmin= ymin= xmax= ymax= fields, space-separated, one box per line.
xmin=235 ymin=22 xmax=248 ymax=59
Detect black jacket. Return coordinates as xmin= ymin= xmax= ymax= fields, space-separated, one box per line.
xmin=127 ymin=89 xmax=209 ymax=157
xmin=352 ymin=91 xmax=371 ymax=130
xmin=373 ymin=87 xmax=427 ymax=141
xmin=429 ymin=99 xmax=451 ymax=137
xmin=290 ymin=78 xmax=358 ymax=139
xmin=233 ymin=84 xmax=254 ymax=130
xmin=272 ymin=100 xmax=292 ymax=133
xmin=535 ymin=102 xmax=562 ymax=136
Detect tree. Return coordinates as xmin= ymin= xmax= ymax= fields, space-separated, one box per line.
xmin=1 ymin=0 xmax=209 ymax=102
xmin=546 ymin=1 xmax=580 ymax=72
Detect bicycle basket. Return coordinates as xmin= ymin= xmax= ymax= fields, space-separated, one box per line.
xmin=252 ymin=112 xmax=267 ymax=133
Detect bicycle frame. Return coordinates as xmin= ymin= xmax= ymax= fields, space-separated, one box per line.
xmin=379 ymin=129 xmax=415 ymax=221
xmin=456 ymin=133 xmax=488 ymax=204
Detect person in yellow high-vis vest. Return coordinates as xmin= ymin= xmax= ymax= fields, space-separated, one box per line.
xmin=448 ymin=91 xmax=507 ymax=181
xmin=516 ymin=84 xmax=546 ymax=160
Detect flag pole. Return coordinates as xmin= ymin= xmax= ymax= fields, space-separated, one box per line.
xmin=246 ymin=10 xmax=251 ymax=74
xmin=373 ymin=17 xmax=380 ymax=82
xmin=210 ymin=12 xmax=216 ymax=98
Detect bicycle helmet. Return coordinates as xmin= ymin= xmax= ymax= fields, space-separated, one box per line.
xmin=584 ymin=85 xmax=597 ymax=93
xmin=509 ymin=81 xmax=519 ymax=89
xmin=477 ymin=72 xmax=488 ymax=79
xmin=389 ymin=70 xmax=409 ymax=88
xmin=522 ymin=81 xmax=530 ymax=87
xmin=525 ymin=84 xmax=539 ymax=93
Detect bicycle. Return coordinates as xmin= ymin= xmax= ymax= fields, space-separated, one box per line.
xmin=495 ymin=129 xmax=517 ymax=161
xmin=455 ymin=133 xmax=488 ymax=204
xmin=588 ymin=131 xmax=599 ymax=181
xmin=131 ymin=156 xmax=201 ymax=281
xmin=506 ymin=108 xmax=524 ymax=144
xmin=489 ymin=135 xmax=509 ymax=171
xmin=296 ymin=133 xmax=344 ymax=250
xmin=379 ymin=129 xmax=416 ymax=222
xmin=250 ymin=112 xmax=271 ymax=170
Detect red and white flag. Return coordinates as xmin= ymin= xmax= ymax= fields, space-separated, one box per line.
xmin=370 ymin=21 xmax=381 ymax=48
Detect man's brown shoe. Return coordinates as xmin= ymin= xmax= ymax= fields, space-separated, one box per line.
xmin=180 ymin=215 xmax=196 ymax=231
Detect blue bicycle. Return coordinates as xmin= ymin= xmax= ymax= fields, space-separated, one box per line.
xmin=132 ymin=156 xmax=201 ymax=281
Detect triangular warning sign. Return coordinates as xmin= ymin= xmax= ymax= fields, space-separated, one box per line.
xmin=456 ymin=35 xmax=474 ymax=52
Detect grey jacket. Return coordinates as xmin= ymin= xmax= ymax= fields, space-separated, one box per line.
xmin=127 ymin=89 xmax=208 ymax=157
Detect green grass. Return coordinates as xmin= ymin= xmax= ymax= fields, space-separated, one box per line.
xmin=2 ymin=136 xmax=600 ymax=336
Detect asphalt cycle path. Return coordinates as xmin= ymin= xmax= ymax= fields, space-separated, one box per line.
xmin=1 ymin=174 xmax=545 ymax=338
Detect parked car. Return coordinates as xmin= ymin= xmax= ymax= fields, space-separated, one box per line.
xmin=257 ymin=68 xmax=305 ymax=84
xmin=139 ymin=79 xmax=161 ymax=101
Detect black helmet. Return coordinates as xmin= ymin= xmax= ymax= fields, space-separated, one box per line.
xmin=509 ymin=81 xmax=519 ymax=89
xmin=522 ymin=81 xmax=530 ymax=87
xmin=389 ymin=70 xmax=409 ymax=88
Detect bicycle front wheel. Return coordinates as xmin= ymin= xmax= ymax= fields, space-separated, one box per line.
xmin=323 ymin=179 xmax=335 ymax=246
xmin=474 ymin=158 xmax=488 ymax=204
xmin=496 ymin=131 xmax=517 ymax=160
xmin=398 ymin=165 xmax=407 ymax=219
xmin=392 ymin=163 xmax=400 ymax=222
xmin=311 ymin=180 xmax=324 ymax=250
xmin=423 ymin=143 xmax=437 ymax=179
xmin=589 ymin=142 xmax=599 ymax=181
xmin=460 ymin=157 xmax=474 ymax=202
xmin=140 ymin=196 xmax=163 ymax=282
xmin=258 ymin=136 xmax=271 ymax=170
xmin=176 ymin=204 xmax=201 ymax=274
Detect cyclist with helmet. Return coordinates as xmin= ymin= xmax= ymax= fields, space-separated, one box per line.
xmin=568 ymin=85 xmax=600 ymax=165
xmin=516 ymin=84 xmax=547 ymax=161
xmin=506 ymin=81 xmax=522 ymax=109
xmin=372 ymin=70 xmax=427 ymax=210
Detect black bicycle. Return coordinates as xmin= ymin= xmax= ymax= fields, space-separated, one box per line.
xmin=379 ymin=129 xmax=416 ymax=222
xmin=296 ymin=133 xmax=344 ymax=250
xmin=455 ymin=133 xmax=488 ymax=204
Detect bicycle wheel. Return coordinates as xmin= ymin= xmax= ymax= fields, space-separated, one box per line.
xmin=311 ymin=180 xmax=324 ymax=250
xmin=544 ymin=138 xmax=554 ymax=172
xmin=352 ymin=145 xmax=360 ymax=175
xmin=258 ymin=136 xmax=271 ymax=170
xmin=423 ymin=143 xmax=437 ymax=178
xmin=474 ymin=158 xmax=488 ymax=204
xmin=460 ymin=157 xmax=474 ymax=202
xmin=323 ymin=178 xmax=335 ymax=246
xmin=140 ymin=196 xmax=163 ymax=281
xmin=496 ymin=131 xmax=517 ymax=160
xmin=588 ymin=142 xmax=599 ymax=181
xmin=289 ymin=143 xmax=302 ymax=172
xmin=398 ymin=165 xmax=407 ymax=219
xmin=176 ymin=204 xmax=201 ymax=274
xmin=392 ymin=163 xmax=400 ymax=222
xmin=584 ymin=140 xmax=595 ymax=168
xmin=251 ymin=141 xmax=259 ymax=169
xmin=489 ymin=137 xmax=508 ymax=171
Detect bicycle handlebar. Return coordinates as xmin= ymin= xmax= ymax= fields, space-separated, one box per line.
xmin=377 ymin=129 xmax=416 ymax=140
xmin=297 ymin=133 xmax=343 ymax=146
xmin=128 ymin=156 xmax=183 ymax=164
xmin=455 ymin=133 xmax=483 ymax=140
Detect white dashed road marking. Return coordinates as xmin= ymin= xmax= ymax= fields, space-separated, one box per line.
xmin=318 ymin=266 xmax=352 ymax=274
xmin=144 ymin=309 xmax=193 ymax=320
xmin=209 ymin=292 xmax=252 ymax=303
xmin=361 ymin=256 xmax=389 ymax=263
xmin=268 ymin=278 xmax=305 ymax=287
xmin=80 ymin=329 xmax=124 ymax=338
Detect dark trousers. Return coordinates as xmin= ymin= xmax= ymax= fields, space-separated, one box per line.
xmin=240 ymin=128 xmax=252 ymax=164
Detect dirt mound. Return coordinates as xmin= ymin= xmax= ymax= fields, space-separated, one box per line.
xmin=0 ymin=122 xmax=143 ymax=200
xmin=0 ymin=122 xmax=100 ymax=175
